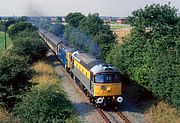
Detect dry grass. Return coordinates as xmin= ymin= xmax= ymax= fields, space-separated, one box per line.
xmin=145 ymin=101 xmax=180 ymax=123
xmin=31 ymin=61 xmax=59 ymax=84
xmin=113 ymin=28 xmax=131 ymax=44
xmin=0 ymin=108 xmax=20 ymax=123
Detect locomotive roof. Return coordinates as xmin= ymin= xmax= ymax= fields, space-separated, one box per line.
xmin=72 ymin=51 xmax=104 ymax=70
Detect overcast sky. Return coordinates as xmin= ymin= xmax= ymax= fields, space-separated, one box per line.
xmin=0 ymin=0 xmax=179 ymax=17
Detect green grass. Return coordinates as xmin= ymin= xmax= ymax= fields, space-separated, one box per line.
xmin=110 ymin=24 xmax=130 ymax=29
xmin=0 ymin=32 xmax=11 ymax=53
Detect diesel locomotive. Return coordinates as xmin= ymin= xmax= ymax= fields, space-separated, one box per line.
xmin=38 ymin=28 xmax=123 ymax=106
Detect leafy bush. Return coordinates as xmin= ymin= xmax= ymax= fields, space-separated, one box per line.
xmin=8 ymin=22 xmax=36 ymax=38
xmin=13 ymin=84 xmax=75 ymax=123
xmin=11 ymin=30 xmax=48 ymax=63
xmin=106 ymin=3 xmax=180 ymax=108
xmin=0 ymin=54 xmax=34 ymax=108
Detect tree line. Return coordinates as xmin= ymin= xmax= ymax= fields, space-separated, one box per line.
xmin=106 ymin=3 xmax=180 ymax=108
xmin=64 ymin=13 xmax=116 ymax=59
xmin=0 ymin=19 xmax=76 ymax=122
xmin=0 ymin=20 xmax=48 ymax=108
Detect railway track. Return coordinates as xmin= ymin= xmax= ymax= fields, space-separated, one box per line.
xmin=116 ymin=111 xmax=131 ymax=123
xmin=96 ymin=108 xmax=111 ymax=123
xmin=53 ymin=54 xmax=131 ymax=123
xmin=96 ymin=106 xmax=131 ymax=123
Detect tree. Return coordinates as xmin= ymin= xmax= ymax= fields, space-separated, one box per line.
xmin=128 ymin=3 xmax=179 ymax=38
xmin=57 ymin=16 xmax=62 ymax=24
xmin=49 ymin=24 xmax=65 ymax=36
xmin=11 ymin=30 xmax=48 ymax=63
xmin=79 ymin=13 xmax=104 ymax=36
xmin=8 ymin=22 xmax=36 ymax=38
xmin=0 ymin=54 xmax=34 ymax=108
xmin=18 ymin=16 xmax=28 ymax=22
xmin=65 ymin=12 xmax=85 ymax=27
xmin=107 ymin=3 xmax=180 ymax=108
xmin=64 ymin=13 xmax=116 ymax=59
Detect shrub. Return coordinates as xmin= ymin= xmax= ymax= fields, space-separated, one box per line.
xmin=13 ymin=84 xmax=75 ymax=123
xmin=0 ymin=54 xmax=34 ymax=108
xmin=11 ymin=30 xmax=48 ymax=63
xmin=106 ymin=4 xmax=180 ymax=108
xmin=8 ymin=22 xmax=36 ymax=38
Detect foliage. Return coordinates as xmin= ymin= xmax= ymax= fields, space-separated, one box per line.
xmin=57 ymin=16 xmax=62 ymax=24
xmin=13 ymin=84 xmax=75 ymax=123
xmin=8 ymin=22 xmax=36 ymax=38
xmin=64 ymin=13 xmax=116 ymax=59
xmin=0 ymin=18 xmax=16 ymax=32
xmin=0 ymin=54 xmax=34 ymax=108
xmin=106 ymin=3 xmax=180 ymax=108
xmin=10 ymin=30 xmax=48 ymax=63
xmin=17 ymin=16 xmax=29 ymax=22
xmin=65 ymin=12 xmax=85 ymax=27
xmin=49 ymin=24 xmax=65 ymax=36
xmin=128 ymin=3 xmax=179 ymax=38
xmin=0 ymin=32 xmax=12 ymax=53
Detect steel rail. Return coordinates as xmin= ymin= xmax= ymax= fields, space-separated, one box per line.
xmin=96 ymin=108 xmax=111 ymax=123
xmin=116 ymin=111 xmax=131 ymax=123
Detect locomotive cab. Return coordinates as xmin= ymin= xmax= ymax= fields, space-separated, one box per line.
xmin=90 ymin=64 xmax=123 ymax=106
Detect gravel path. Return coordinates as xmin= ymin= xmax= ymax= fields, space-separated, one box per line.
xmin=47 ymin=51 xmax=146 ymax=123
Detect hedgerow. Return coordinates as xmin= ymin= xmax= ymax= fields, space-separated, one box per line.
xmin=13 ymin=84 xmax=75 ymax=123
xmin=10 ymin=29 xmax=48 ymax=63
xmin=106 ymin=3 xmax=180 ymax=108
xmin=0 ymin=54 xmax=34 ymax=108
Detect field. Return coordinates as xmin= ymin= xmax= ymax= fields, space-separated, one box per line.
xmin=110 ymin=24 xmax=130 ymax=29
xmin=0 ymin=32 xmax=11 ymax=53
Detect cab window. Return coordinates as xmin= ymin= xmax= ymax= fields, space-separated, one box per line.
xmin=95 ymin=74 xmax=104 ymax=83
xmin=95 ymin=73 xmax=121 ymax=83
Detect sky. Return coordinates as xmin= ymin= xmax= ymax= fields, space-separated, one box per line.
xmin=0 ymin=0 xmax=179 ymax=17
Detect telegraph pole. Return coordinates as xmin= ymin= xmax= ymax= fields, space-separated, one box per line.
xmin=4 ymin=25 xmax=7 ymax=50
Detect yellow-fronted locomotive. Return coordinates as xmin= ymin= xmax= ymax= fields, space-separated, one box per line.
xmin=71 ymin=51 xmax=123 ymax=106
xmin=38 ymin=29 xmax=123 ymax=106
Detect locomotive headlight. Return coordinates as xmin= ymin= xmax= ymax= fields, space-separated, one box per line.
xmin=96 ymin=97 xmax=104 ymax=104
xmin=117 ymin=96 xmax=123 ymax=103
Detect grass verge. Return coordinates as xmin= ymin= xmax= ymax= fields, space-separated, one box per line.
xmin=12 ymin=60 xmax=78 ymax=122
xmin=0 ymin=60 xmax=78 ymax=122
xmin=0 ymin=107 xmax=20 ymax=123
xmin=145 ymin=101 xmax=180 ymax=123
xmin=0 ymin=32 xmax=11 ymax=53
xmin=31 ymin=60 xmax=59 ymax=84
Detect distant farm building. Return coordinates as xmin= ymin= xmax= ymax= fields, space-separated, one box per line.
xmin=116 ymin=18 xmax=127 ymax=24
